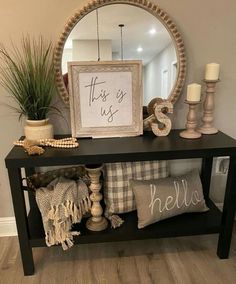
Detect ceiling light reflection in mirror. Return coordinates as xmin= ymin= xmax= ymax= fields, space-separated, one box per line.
xmin=62 ymin=4 xmax=177 ymax=105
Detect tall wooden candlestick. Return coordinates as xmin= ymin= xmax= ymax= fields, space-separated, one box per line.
xmin=198 ymin=79 xmax=219 ymax=134
xmin=85 ymin=164 xmax=108 ymax=231
xmin=180 ymin=100 xmax=202 ymax=139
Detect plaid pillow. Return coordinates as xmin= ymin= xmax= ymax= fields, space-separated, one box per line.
xmin=103 ymin=160 xmax=169 ymax=226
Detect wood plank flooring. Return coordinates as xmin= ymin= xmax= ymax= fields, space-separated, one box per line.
xmin=0 ymin=225 xmax=236 ymax=284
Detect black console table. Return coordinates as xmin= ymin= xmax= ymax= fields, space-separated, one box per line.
xmin=5 ymin=130 xmax=236 ymax=275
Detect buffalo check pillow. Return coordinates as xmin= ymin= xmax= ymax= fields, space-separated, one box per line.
xmin=103 ymin=160 xmax=169 ymax=228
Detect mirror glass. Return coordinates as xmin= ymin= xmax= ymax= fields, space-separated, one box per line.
xmin=62 ymin=4 xmax=177 ymax=106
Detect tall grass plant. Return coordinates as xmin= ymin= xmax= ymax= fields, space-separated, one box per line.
xmin=0 ymin=36 xmax=56 ymax=120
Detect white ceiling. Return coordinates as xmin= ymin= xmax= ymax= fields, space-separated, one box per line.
xmin=65 ymin=4 xmax=174 ymax=65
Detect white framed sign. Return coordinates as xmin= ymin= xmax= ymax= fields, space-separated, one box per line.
xmin=68 ymin=61 xmax=143 ymax=138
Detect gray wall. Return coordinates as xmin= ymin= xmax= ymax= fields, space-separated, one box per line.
xmin=0 ymin=0 xmax=235 ymax=217
xmin=144 ymin=43 xmax=176 ymax=104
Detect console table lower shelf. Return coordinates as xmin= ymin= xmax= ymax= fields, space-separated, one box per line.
xmin=29 ymin=199 xmax=221 ymax=247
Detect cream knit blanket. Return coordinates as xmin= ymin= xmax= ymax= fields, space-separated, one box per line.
xmin=35 ymin=177 xmax=91 ymax=250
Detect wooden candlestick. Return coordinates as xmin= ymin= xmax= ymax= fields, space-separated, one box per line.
xmin=198 ymin=79 xmax=219 ymax=134
xmin=85 ymin=164 xmax=108 ymax=231
xmin=180 ymin=100 xmax=202 ymax=139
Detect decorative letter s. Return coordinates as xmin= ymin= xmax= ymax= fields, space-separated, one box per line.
xmin=151 ymin=100 xmax=173 ymax=136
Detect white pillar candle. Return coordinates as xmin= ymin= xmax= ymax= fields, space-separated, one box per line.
xmin=205 ymin=63 xmax=220 ymax=80
xmin=186 ymin=83 xmax=201 ymax=102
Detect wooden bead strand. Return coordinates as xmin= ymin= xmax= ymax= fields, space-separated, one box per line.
xmin=13 ymin=137 xmax=79 ymax=155
xmin=38 ymin=137 xmax=79 ymax=148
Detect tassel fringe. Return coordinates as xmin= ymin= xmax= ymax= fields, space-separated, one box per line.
xmin=45 ymin=197 xmax=91 ymax=250
xmin=106 ymin=214 xmax=124 ymax=229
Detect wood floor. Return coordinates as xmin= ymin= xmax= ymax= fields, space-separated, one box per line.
xmin=0 ymin=226 xmax=236 ymax=284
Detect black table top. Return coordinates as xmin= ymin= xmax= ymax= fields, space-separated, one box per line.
xmin=5 ymin=130 xmax=236 ymax=168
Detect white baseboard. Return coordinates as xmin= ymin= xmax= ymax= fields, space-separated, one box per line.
xmin=0 ymin=217 xmax=17 ymax=237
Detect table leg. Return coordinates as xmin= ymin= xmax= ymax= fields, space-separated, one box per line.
xmin=217 ymin=156 xmax=236 ymax=258
xmin=25 ymin=167 xmax=38 ymax=210
xmin=7 ymin=167 xmax=34 ymax=275
xmin=201 ymin=157 xmax=213 ymax=200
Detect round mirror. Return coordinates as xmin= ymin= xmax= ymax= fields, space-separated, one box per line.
xmin=54 ymin=0 xmax=186 ymax=109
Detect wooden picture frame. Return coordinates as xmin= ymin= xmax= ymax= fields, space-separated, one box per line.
xmin=68 ymin=60 xmax=143 ymax=138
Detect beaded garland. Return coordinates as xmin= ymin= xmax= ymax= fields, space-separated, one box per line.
xmin=14 ymin=137 xmax=79 ymax=155
xmin=38 ymin=138 xmax=79 ymax=148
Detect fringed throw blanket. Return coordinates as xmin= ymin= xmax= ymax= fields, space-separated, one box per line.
xmin=35 ymin=177 xmax=91 ymax=250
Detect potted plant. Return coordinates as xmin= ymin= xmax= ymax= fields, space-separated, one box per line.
xmin=0 ymin=36 xmax=56 ymax=140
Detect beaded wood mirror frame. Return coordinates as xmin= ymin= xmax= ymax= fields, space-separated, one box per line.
xmin=54 ymin=0 xmax=186 ymax=108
